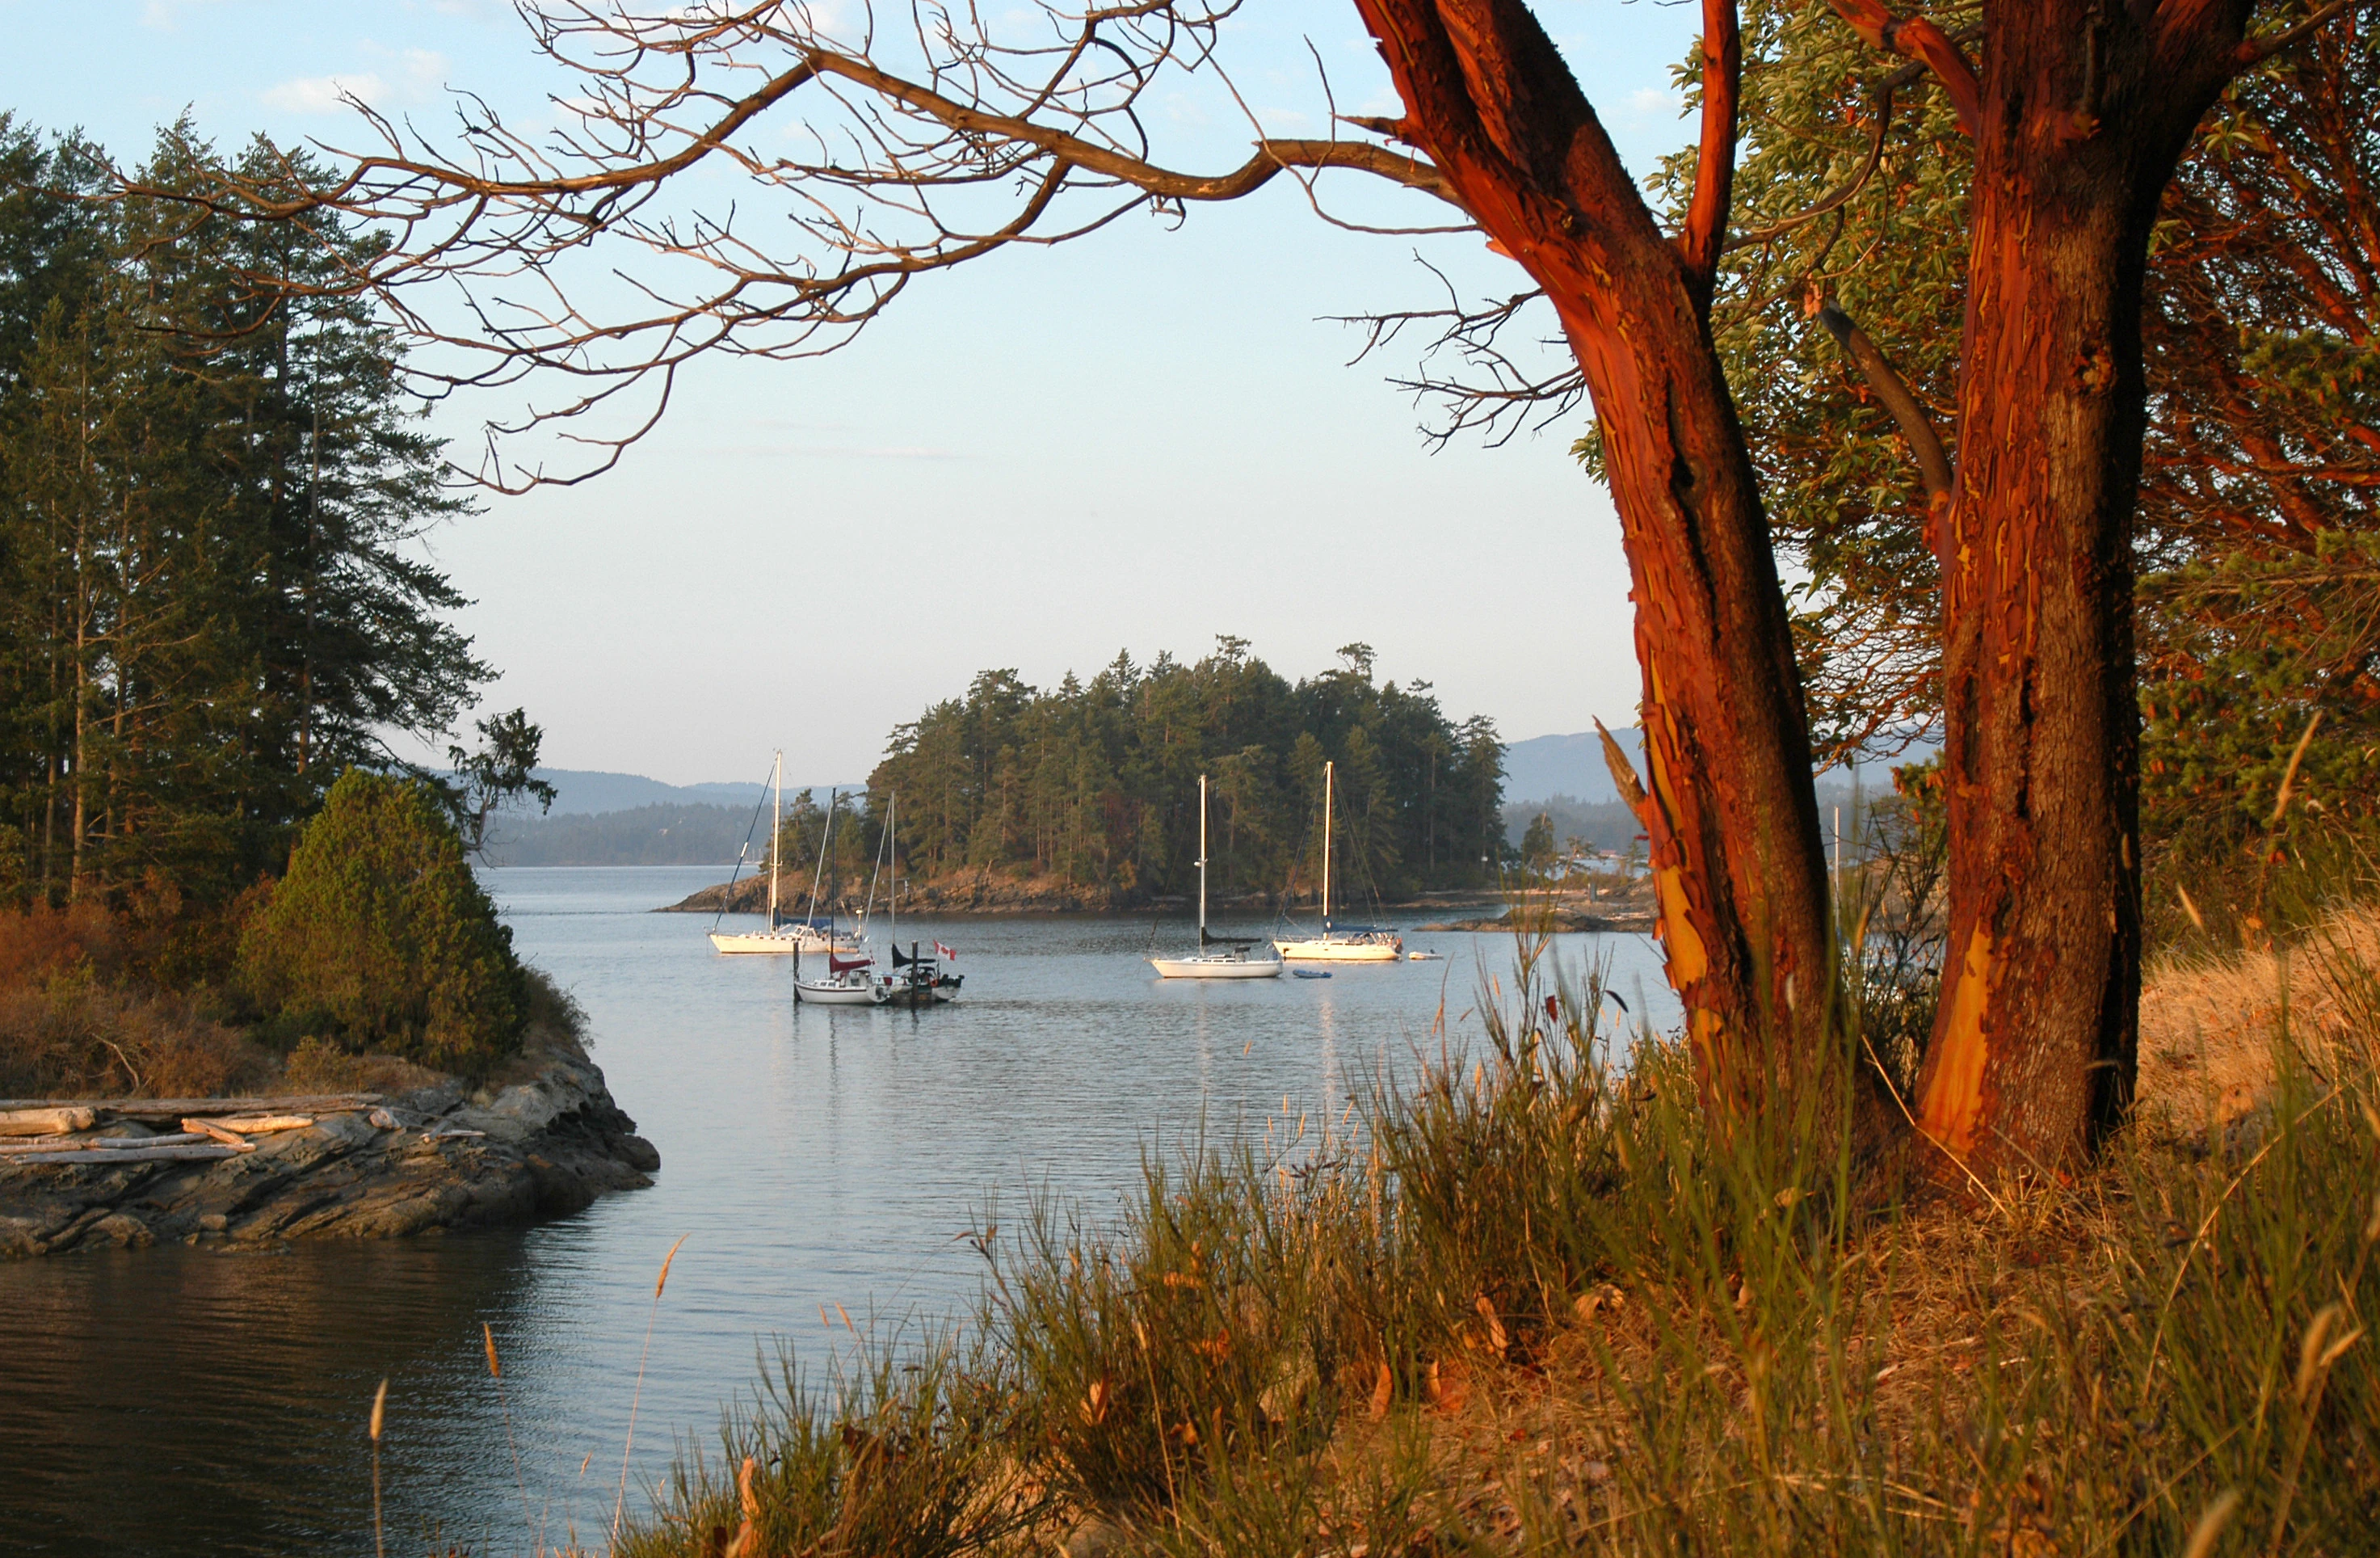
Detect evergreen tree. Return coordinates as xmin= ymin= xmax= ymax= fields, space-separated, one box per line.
xmin=0 ymin=119 xmax=490 ymax=903
xmin=237 ymin=768 xmax=524 ymax=1075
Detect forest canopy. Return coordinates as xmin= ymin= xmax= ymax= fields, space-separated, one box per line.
xmin=861 ymin=640 xmax=1506 ymax=905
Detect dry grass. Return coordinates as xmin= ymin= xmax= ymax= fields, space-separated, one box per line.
xmin=0 ymin=981 xmax=271 ymax=1098
xmin=612 ymin=912 xmax=2380 ymax=1558
xmin=2138 ymin=899 xmax=2380 ymax=1135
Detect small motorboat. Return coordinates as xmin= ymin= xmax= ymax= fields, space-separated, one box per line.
xmin=885 ymin=940 xmax=961 ymax=1005
xmin=1407 ymin=950 xmax=1443 ymax=961
xmin=1293 ymin=969 xmax=1333 ymax=979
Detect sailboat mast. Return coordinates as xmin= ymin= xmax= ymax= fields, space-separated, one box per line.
xmin=1322 ymin=760 xmax=1334 ymax=932
xmin=1196 ymin=773 xmax=1209 ymax=940
xmin=768 ymin=751 xmax=782 ymax=927
xmin=888 ymin=791 xmax=898 ymax=956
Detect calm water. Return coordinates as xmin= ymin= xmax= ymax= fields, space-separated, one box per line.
xmin=0 ymin=867 xmax=1678 ymax=1556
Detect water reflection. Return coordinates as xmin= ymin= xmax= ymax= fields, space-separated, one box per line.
xmin=0 ymin=868 xmax=1679 ymax=1556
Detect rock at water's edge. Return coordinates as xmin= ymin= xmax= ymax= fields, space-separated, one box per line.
xmin=0 ymin=1030 xmax=657 ymax=1259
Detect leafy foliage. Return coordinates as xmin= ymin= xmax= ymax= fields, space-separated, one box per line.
xmin=237 ymin=768 xmax=524 ymax=1076
xmin=1629 ymin=3 xmax=2380 ymax=794
xmin=867 ymin=640 xmax=1505 ymax=901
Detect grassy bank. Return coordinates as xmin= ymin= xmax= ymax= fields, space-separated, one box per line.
xmin=608 ymin=907 xmax=2379 ymax=1557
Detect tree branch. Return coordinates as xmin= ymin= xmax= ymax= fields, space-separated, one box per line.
xmin=1821 ymin=0 xmax=1982 ymax=137
xmin=2232 ymin=0 xmax=2378 ymax=71
xmin=1678 ymin=0 xmax=1743 ymax=312
xmin=1724 ymin=73 xmax=1900 ymax=253
xmin=1816 ymin=297 xmax=1954 ymax=511
xmin=807 ymin=50 xmax=1465 ymax=208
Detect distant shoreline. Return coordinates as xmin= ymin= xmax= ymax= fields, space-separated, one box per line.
xmin=658 ymin=872 xmax=1656 ymax=925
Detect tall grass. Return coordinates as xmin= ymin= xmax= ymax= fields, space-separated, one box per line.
xmin=606 ymin=913 xmax=2379 ymax=1556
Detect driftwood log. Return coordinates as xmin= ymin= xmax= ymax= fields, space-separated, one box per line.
xmin=0 ymin=1107 xmax=99 ymax=1136
xmin=0 ymin=1094 xmax=377 ymax=1121
xmin=197 ymin=1115 xmax=314 ymax=1135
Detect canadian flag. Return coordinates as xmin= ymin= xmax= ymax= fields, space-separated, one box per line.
xmin=935 ymin=941 xmax=958 ymax=962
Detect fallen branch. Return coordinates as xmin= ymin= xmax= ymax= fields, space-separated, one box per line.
xmin=183 ymin=1118 xmax=261 ymax=1151
xmin=0 ymin=1131 xmax=208 ymax=1154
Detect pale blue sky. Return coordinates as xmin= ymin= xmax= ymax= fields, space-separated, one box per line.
xmin=2 ymin=0 xmax=1705 ymax=785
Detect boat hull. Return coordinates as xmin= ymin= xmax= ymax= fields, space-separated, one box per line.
xmin=709 ymin=928 xmax=860 ymax=955
xmin=1150 ymin=955 xmax=1284 ymax=979
xmin=1273 ymin=938 xmax=1402 ymax=962
xmin=795 ymin=978 xmax=888 ymax=1004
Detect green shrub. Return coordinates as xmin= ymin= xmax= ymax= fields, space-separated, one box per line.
xmin=237 ymin=768 xmax=524 ymax=1076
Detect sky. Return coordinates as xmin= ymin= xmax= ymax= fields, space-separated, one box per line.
xmin=1 ymin=0 xmax=1707 ymax=785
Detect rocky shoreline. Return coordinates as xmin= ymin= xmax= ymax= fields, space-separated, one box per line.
xmin=0 ymin=1030 xmax=657 ymax=1259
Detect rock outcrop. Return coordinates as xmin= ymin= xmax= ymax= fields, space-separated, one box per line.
xmin=0 ymin=1030 xmax=657 ymax=1258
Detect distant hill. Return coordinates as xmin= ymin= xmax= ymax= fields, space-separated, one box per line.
xmin=1501 ymin=731 xmax=1641 ymax=806
xmin=526 ymin=768 xmax=859 ymax=816
xmin=484 ymin=802 xmax=756 ymax=866
xmin=1501 ymin=794 xmax=1642 ymax=853
xmin=1501 ymin=730 xmax=1935 ymax=806
xmin=470 ymin=768 xmax=866 ymax=866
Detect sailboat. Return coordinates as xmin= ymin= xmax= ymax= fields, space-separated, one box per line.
xmin=1274 ymin=760 xmax=1402 ymax=962
xmin=709 ymin=758 xmax=858 ymax=954
xmin=879 ymin=793 xmax=962 ymax=1006
xmin=794 ymin=792 xmax=961 ymax=1005
xmin=1151 ymin=774 xmax=1283 ymax=979
xmin=792 ymin=789 xmax=887 ymax=1000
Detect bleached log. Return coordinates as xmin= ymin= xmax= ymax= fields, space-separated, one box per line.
xmin=196 ymin=1114 xmax=313 ymax=1135
xmin=7 ymin=1143 xmax=244 ymax=1164
xmin=0 ymin=1107 xmax=99 ymax=1136
xmin=0 ymin=1093 xmax=379 ymax=1119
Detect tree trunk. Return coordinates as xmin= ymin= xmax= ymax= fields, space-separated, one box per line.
xmin=1352 ymin=0 xmax=1839 ymax=1125
xmin=1917 ymin=2 xmax=2249 ymax=1175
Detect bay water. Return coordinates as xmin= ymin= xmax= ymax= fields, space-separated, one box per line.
xmin=0 ymin=866 xmax=1676 ymax=1556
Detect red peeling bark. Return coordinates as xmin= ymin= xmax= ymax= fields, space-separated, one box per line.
xmin=1352 ymin=0 xmax=1839 ymax=1126
xmin=1917 ymin=0 xmax=2256 ymax=1176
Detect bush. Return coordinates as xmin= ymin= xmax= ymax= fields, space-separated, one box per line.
xmin=238 ymin=769 xmax=525 ymax=1076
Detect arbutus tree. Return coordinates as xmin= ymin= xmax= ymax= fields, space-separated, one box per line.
xmin=124 ymin=0 xmax=2368 ymax=1181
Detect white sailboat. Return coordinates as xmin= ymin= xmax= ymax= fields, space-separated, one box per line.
xmin=709 ymin=756 xmax=859 ymax=954
xmin=793 ymin=945 xmax=889 ymax=1004
xmin=1152 ymin=773 xmax=1283 ymax=979
xmin=1274 ymin=760 xmax=1402 ymax=962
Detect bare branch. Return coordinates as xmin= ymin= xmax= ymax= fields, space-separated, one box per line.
xmin=1821 ymin=0 xmax=1982 ymax=136
xmin=1815 ymin=295 xmax=1953 ymax=511
xmin=97 ymin=0 xmax=1469 ymax=490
